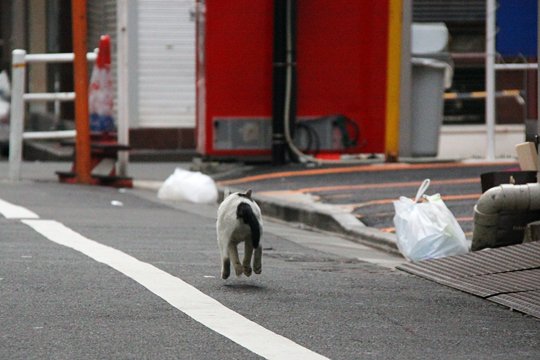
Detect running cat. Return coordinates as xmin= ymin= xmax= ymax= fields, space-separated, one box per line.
xmin=216 ymin=190 xmax=263 ymax=279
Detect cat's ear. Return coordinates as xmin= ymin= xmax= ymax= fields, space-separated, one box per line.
xmin=245 ymin=189 xmax=252 ymax=199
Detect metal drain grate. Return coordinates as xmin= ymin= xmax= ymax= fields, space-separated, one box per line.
xmin=397 ymin=242 xmax=540 ymax=319
xmin=491 ymin=291 xmax=540 ymax=319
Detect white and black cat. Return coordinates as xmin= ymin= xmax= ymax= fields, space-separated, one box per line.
xmin=216 ymin=190 xmax=263 ymax=279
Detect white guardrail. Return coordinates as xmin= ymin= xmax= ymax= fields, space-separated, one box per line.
xmin=8 ymin=49 xmax=97 ymax=181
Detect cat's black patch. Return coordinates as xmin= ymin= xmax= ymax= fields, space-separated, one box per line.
xmin=236 ymin=202 xmax=260 ymax=248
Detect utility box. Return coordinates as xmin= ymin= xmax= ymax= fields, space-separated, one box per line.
xmin=195 ymin=0 xmax=391 ymax=160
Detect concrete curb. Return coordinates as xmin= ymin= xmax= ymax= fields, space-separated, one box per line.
xmin=218 ymin=186 xmax=401 ymax=256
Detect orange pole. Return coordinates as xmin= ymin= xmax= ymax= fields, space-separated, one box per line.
xmin=71 ymin=0 xmax=92 ymax=184
xmin=384 ymin=0 xmax=403 ymax=162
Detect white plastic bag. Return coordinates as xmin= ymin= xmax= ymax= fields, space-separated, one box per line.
xmin=0 ymin=70 xmax=10 ymax=98
xmin=157 ymin=168 xmax=218 ymax=204
xmin=393 ymin=179 xmax=469 ymax=261
xmin=0 ymin=70 xmax=10 ymax=121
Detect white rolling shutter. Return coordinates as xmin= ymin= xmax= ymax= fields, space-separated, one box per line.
xmin=87 ymin=1 xmax=117 ymax=49
xmin=137 ymin=0 xmax=195 ymax=128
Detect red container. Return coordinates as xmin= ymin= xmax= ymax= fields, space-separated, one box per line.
xmin=196 ymin=0 xmax=389 ymax=159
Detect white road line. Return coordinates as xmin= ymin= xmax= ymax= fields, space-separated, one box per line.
xmin=0 ymin=198 xmax=39 ymax=219
xmin=21 ymin=219 xmax=329 ymax=360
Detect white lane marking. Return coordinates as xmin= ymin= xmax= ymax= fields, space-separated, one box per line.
xmin=0 ymin=198 xmax=39 ymax=219
xmin=22 ymin=219 xmax=329 ymax=360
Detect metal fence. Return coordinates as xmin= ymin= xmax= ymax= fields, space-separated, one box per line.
xmin=8 ymin=49 xmax=97 ymax=181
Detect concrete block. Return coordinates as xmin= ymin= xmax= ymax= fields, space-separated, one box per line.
xmin=524 ymin=220 xmax=540 ymax=243
xmin=515 ymin=142 xmax=538 ymax=171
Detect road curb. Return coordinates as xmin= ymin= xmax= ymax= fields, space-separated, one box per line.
xmin=218 ymin=186 xmax=401 ymax=256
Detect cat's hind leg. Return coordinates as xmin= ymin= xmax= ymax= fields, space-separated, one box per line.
xmin=218 ymin=235 xmax=231 ymax=279
xmin=253 ymin=246 xmax=262 ymax=274
xmin=243 ymin=241 xmax=253 ymax=277
xmin=228 ymin=242 xmax=243 ymax=276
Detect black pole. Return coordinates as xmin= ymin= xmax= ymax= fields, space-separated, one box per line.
xmin=288 ymin=0 xmax=298 ymax=152
xmin=272 ymin=0 xmax=297 ymax=164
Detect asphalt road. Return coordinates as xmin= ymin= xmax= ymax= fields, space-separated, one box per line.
xmin=1 ymin=180 xmax=539 ymax=359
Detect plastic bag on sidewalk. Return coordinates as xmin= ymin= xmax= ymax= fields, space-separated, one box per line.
xmin=393 ymin=179 xmax=469 ymax=261
xmin=157 ymin=168 xmax=218 ymax=204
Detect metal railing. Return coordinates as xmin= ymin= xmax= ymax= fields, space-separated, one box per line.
xmin=8 ymin=49 xmax=97 ymax=181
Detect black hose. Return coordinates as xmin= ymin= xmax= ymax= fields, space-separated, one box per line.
xmin=272 ymin=0 xmax=297 ymax=164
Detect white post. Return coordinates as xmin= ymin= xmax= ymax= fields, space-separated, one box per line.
xmin=486 ymin=0 xmax=496 ymax=160
xmin=117 ymin=0 xmax=129 ymax=177
xmin=8 ymin=49 xmax=27 ymax=181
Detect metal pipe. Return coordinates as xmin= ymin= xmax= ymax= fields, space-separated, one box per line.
xmin=272 ymin=0 xmax=288 ymax=164
xmin=8 ymin=49 xmax=26 ymax=181
xmin=384 ymin=0 xmax=403 ymax=162
xmin=71 ymin=0 xmax=92 ymax=184
xmin=23 ymin=92 xmax=75 ymax=102
xmin=494 ymin=63 xmax=538 ymax=70
xmin=472 ymin=183 xmax=540 ymax=250
xmin=117 ymin=0 xmax=130 ymax=176
xmin=25 ymin=52 xmax=97 ymax=63
xmin=281 ymin=0 xmax=303 ymax=161
xmin=485 ymin=0 xmax=496 ymax=160
xmin=23 ymin=130 xmax=76 ymax=140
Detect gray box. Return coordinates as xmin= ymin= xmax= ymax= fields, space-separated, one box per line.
xmin=212 ymin=116 xmax=343 ymax=152
xmin=213 ymin=117 xmax=272 ymax=150
xmin=406 ymin=22 xmax=453 ymax=158
xmin=410 ymin=58 xmax=448 ymax=157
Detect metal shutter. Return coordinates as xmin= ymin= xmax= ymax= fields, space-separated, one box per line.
xmin=137 ymin=0 xmax=195 ymax=128
xmin=88 ymin=1 xmax=117 ymax=48
xmin=87 ymin=0 xmax=117 ymax=117
xmin=413 ymin=0 xmax=485 ymax=23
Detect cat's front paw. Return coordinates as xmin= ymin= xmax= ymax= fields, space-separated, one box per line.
xmin=243 ymin=265 xmax=252 ymax=277
xmin=221 ymin=268 xmax=230 ymax=279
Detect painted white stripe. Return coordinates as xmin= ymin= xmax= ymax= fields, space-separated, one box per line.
xmin=0 ymin=198 xmax=39 ymax=219
xmin=21 ymin=219 xmax=329 ymax=360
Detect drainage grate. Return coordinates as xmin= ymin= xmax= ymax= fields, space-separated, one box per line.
xmin=397 ymin=242 xmax=540 ymax=319
xmin=440 ymin=269 xmax=540 ymax=298
xmin=491 ymin=291 xmax=540 ymax=319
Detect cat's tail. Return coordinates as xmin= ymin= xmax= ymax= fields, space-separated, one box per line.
xmin=237 ymin=202 xmax=261 ymax=249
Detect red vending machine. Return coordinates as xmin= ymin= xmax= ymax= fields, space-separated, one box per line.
xmin=196 ymin=0 xmax=390 ymax=160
